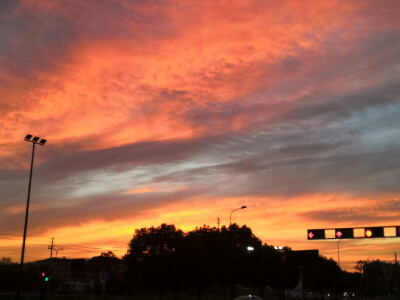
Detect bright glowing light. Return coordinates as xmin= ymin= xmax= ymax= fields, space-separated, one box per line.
xmin=365 ymin=229 xmax=373 ymax=238
xmin=247 ymin=246 xmax=254 ymax=251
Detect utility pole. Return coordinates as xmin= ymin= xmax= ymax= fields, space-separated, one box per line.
xmin=48 ymin=237 xmax=54 ymax=297
xmin=48 ymin=238 xmax=54 ymax=259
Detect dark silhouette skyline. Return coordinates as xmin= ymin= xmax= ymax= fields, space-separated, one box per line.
xmin=2 ymin=223 xmax=399 ymax=299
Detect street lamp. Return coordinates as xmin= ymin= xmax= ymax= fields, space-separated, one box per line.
xmin=55 ymin=248 xmax=63 ymax=258
xmin=229 ymin=205 xmax=247 ymax=225
xmin=17 ymin=134 xmax=47 ymax=299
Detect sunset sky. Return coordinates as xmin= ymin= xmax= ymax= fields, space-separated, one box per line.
xmin=1 ymin=0 xmax=400 ymax=271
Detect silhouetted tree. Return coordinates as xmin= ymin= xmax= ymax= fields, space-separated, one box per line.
xmin=123 ymin=223 xmax=373 ymax=299
xmin=178 ymin=226 xmax=215 ymax=299
xmin=268 ymin=249 xmax=300 ymax=300
xmin=355 ymin=259 xmax=400 ymax=298
xmin=124 ymin=223 xmax=267 ymax=298
xmin=124 ymin=223 xmax=184 ymax=296
xmin=251 ymin=244 xmax=279 ymax=298
xmin=302 ymin=256 xmax=343 ymax=298
xmin=0 ymin=257 xmax=18 ymax=291
xmin=221 ymin=224 xmax=263 ymax=298
xmin=87 ymin=251 xmax=123 ymax=295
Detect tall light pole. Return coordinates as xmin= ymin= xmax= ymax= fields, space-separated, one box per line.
xmin=228 ymin=205 xmax=246 ymax=299
xmin=17 ymin=134 xmax=47 ymax=299
xmin=229 ymin=205 xmax=247 ymax=225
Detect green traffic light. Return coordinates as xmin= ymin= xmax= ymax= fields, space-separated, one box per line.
xmin=45 ymin=277 xmax=49 ymax=282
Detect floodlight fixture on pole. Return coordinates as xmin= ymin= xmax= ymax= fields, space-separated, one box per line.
xmin=17 ymin=134 xmax=47 ymax=300
xmin=229 ymin=205 xmax=247 ymax=225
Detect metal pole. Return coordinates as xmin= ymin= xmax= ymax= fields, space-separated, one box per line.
xmin=17 ymin=142 xmax=36 ymax=299
xmin=49 ymin=237 xmax=54 ymax=259
xmin=337 ymin=239 xmax=341 ymax=268
xmin=48 ymin=237 xmax=54 ymax=297
xmin=229 ymin=209 xmax=237 ymax=225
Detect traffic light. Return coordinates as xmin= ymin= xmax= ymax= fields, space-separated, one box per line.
xmin=40 ymin=272 xmax=49 ymax=300
xmin=41 ymin=272 xmax=49 ymax=282
xmin=364 ymin=227 xmax=384 ymax=238
xmin=308 ymin=225 xmax=400 ymax=240
xmin=335 ymin=228 xmax=354 ymax=239
xmin=307 ymin=229 xmax=325 ymax=240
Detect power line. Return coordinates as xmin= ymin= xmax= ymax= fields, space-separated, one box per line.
xmin=0 ymin=233 xmax=19 ymax=236
xmin=0 ymin=233 xmax=48 ymax=237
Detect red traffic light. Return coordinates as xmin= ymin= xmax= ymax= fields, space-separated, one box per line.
xmin=307 ymin=229 xmax=325 ymax=240
xmin=335 ymin=228 xmax=354 ymax=239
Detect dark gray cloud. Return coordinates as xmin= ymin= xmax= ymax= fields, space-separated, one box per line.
xmin=1 ymin=90 xmax=399 ymax=234
xmin=0 ymin=3 xmax=73 ymax=88
xmin=0 ymin=0 xmax=178 ymax=104
xmin=301 ymin=197 xmax=400 ymax=224
xmin=2 ymin=88 xmax=399 ymax=222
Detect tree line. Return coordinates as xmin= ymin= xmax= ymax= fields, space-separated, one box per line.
xmin=122 ymin=223 xmax=354 ymax=299
xmin=1 ymin=223 xmax=400 ymax=299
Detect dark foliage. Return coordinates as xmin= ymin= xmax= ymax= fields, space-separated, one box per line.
xmin=355 ymin=259 xmax=400 ymax=298
xmin=0 ymin=257 xmax=18 ymax=290
xmin=123 ymin=223 xmax=325 ymax=298
xmin=5 ymin=224 xmax=398 ymax=299
xmin=302 ymin=256 xmax=344 ymax=297
xmin=87 ymin=251 xmax=124 ymax=295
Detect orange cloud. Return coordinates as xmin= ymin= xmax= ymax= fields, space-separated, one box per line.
xmin=0 ymin=0 xmax=372 ymax=156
